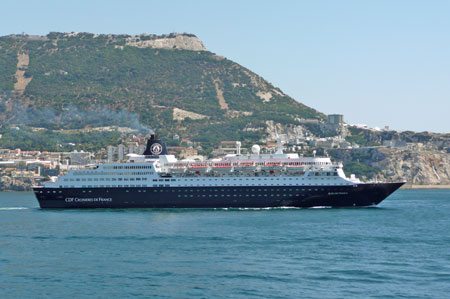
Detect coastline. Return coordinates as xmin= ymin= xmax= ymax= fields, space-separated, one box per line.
xmin=400 ymin=184 xmax=450 ymax=190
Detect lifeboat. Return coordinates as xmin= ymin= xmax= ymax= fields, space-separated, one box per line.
xmin=261 ymin=161 xmax=283 ymax=173
xmin=187 ymin=162 xmax=209 ymax=174
xmin=168 ymin=162 xmax=187 ymax=174
xmin=212 ymin=161 xmax=233 ymax=173
xmin=233 ymin=161 xmax=256 ymax=172
xmin=284 ymin=161 xmax=305 ymax=172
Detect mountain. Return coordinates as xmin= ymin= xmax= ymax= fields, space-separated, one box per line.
xmin=1 ymin=32 xmax=448 ymax=186
xmin=0 ymin=32 xmax=324 ymax=150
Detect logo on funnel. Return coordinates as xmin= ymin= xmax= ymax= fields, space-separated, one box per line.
xmin=150 ymin=143 xmax=163 ymax=155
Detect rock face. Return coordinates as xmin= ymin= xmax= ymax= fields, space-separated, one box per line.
xmin=264 ymin=121 xmax=309 ymax=142
xmin=125 ymin=34 xmax=206 ymax=51
xmin=172 ymin=107 xmax=209 ymax=121
xmin=330 ymin=147 xmax=450 ymax=185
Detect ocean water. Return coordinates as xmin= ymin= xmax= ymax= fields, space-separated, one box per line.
xmin=1 ymin=190 xmax=450 ymax=298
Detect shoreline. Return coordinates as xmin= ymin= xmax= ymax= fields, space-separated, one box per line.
xmin=400 ymin=184 xmax=450 ymax=190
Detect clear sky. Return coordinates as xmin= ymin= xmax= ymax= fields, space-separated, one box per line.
xmin=1 ymin=0 xmax=449 ymax=133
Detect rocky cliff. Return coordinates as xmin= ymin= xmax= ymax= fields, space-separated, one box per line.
xmin=329 ymin=143 xmax=450 ymax=185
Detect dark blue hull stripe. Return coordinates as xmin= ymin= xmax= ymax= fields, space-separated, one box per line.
xmin=33 ymin=182 xmax=404 ymax=209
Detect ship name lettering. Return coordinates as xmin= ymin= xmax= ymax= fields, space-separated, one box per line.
xmin=65 ymin=197 xmax=112 ymax=203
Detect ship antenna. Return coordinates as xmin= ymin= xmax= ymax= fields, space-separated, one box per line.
xmin=274 ymin=125 xmax=283 ymax=154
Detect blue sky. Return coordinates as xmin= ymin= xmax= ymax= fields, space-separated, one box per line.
xmin=1 ymin=0 xmax=449 ymax=133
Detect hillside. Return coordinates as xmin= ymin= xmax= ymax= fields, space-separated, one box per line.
xmin=0 ymin=32 xmax=324 ymax=150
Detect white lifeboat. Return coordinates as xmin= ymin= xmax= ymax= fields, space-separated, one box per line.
xmin=187 ymin=162 xmax=209 ymax=174
xmin=262 ymin=161 xmax=283 ymax=173
xmin=212 ymin=161 xmax=233 ymax=173
xmin=168 ymin=162 xmax=187 ymax=174
xmin=232 ymin=161 xmax=256 ymax=172
xmin=284 ymin=161 xmax=305 ymax=172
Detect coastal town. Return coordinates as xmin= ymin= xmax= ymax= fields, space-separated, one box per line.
xmin=3 ymin=114 xmax=445 ymax=191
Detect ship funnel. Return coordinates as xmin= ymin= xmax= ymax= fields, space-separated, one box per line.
xmin=143 ymin=135 xmax=168 ymax=156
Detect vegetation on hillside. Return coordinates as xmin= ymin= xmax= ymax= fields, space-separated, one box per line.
xmin=0 ymin=32 xmax=324 ymax=151
xmin=0 ymin=125 xmax=122 ymax=152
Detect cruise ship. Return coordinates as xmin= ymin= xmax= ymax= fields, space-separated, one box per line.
xmin=33 ymin=135 xmax=404 ymax=209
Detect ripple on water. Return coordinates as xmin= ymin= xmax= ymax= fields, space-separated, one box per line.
xmin=1 ymin=190 xmax=450 ymax=298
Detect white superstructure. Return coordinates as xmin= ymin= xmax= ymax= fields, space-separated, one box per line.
xmin=43 ymin=145 xmax=361 ymax=190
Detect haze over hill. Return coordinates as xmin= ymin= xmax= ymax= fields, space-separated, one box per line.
xmin=0 ymin=32 xmax=323 ymax=148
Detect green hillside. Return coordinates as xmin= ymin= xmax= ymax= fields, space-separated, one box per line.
xmin=0 ymin=32 xmax=324 ymax=151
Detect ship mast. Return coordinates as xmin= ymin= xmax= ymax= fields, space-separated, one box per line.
xmin=274 ymin=126 xmax=284 ymax=154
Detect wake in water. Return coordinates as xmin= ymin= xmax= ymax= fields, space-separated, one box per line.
xmin=0 ymin=207 xmax=29 ymax=210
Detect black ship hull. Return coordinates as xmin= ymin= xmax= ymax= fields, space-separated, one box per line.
xmin=34 ymin=182 xmax=404 ymax=209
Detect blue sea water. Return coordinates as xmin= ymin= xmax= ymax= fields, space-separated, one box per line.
xmin=1 ymin=190 xmax=450 ymax=298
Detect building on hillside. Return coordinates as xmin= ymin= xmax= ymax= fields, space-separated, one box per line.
xmin=138 ymin=144 xmax=146 ymax=155
xmin=211 ymin=141 xmax=244 ymax=157
xmin=320 ymin=114 xmax=348 ymax=137
xmin=107 ymin=146 xmax=115 ymax=162
xmin=68 ymin=151 xmax=91 ymax=165
xmin=179 ymin=148 xmax=198 ymax=159
xmin=118 ymin=144 xmax=125 ymax=161
xmin=128 ymin=144 xmax=137 ymax=154
xmin=327 ymin=114 xmax=344 ymax=125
